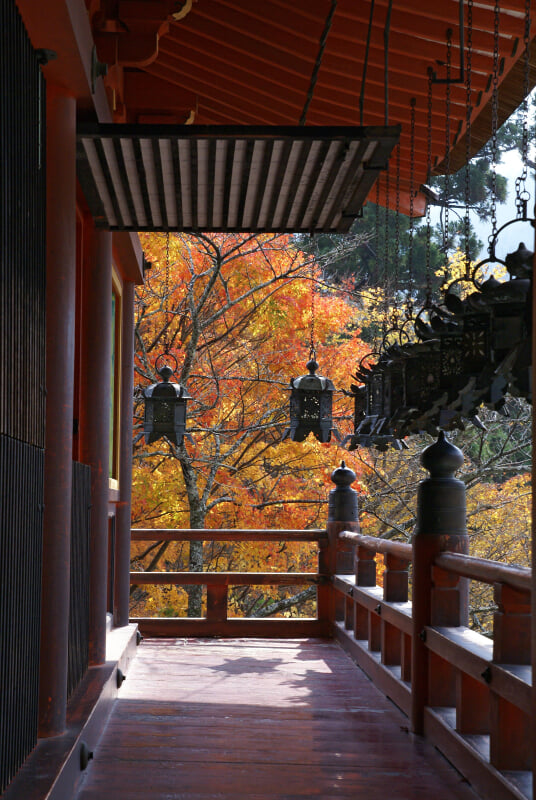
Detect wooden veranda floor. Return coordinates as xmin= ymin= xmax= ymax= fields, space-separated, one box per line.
xmin=75 ymin=638 xmax=479 ymax=800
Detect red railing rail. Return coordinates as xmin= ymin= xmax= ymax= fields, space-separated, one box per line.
xmin=434 ymin=551 xmax=531 ymax=593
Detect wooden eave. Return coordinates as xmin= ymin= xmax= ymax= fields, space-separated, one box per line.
xmin=76 ymin=124 xmax=400 ymax=233
xmin=89 ymin=0 xmax=536 ymax=219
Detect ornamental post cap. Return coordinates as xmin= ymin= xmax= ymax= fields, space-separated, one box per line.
xmin=421 ymin=430 xmax=463 ymax=478
xmin=505 ymin=241 xmax=534 ymax=278
xmin=330 ymin=460 xmax=357 ymax=488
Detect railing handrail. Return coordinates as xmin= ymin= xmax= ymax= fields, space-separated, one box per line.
xmin=339 ymin=531 xmax=412 ymax=562
xmin=131 ymin=528 xmax=326 ymax=542
xmin=339 ymin=531 xmax=533 ymax=593
xmin=435 ymin=551 xmax=531 ymax=594
xmin=130 ymin=571 xmax=323 ymax=585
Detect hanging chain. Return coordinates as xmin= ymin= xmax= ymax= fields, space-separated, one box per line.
xmin=383 ymin=166 xmax=390 ymax=336
xmin=464 ymin=0 xmax=473 ymax=276
xmin=392 ymin=142 xmax=401 ymax=326
xmin=442 ymin=29 xmax=452 ymax=263
xmin=309 ymin=259 xmax=316 ymax=359
xmin=163 ymin=231 xmax=171 ymax=356
xmin=425 ymin=67 xmax=434 ymax=305
xmin=488 ymin=0 xmax=500 ymax=256
xmin=515 ymin=0 xmax=531 ymax=220
xmin=374 ymin=178 xmax=381 ymax=288
xmin=407 ymin=98 xmax=416 ymax=320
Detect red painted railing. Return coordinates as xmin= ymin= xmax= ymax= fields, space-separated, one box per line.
xmin=332 ymin=531 xmax=531 ymax=800
xmin=130 ymin=528 xmax=329 ymax=638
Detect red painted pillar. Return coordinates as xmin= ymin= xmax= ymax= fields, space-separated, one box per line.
xmin=80 ymin=229 xmax=112 ymax=665
xmin=39 ymin=90 xmax=76 ymax=737
xmin=114 ymin=280 xmax=135 ymax=627
xmin=411 ymin=432 xmax=468 ymax=735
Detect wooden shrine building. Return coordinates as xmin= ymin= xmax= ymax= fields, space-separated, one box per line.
xmin=1 ymin=1 xmax=536 ymax=798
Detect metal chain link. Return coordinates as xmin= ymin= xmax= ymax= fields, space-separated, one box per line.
xmin=309 ymin=258 xmax=316 ymax=358
xmin=392 ymin=142 xmax=401 ymax=326
xmin=374 ymin=179 xmax=381 ymax=287
xmin=488 ymin=0 xmax=500 ymax=255
xmin=442 ymin=29 xmax=452 ymax=263
xmin=383 ymin=167 xmax=390 ymax=336
xmin=464 ymin=0 xmax=473 ymax=275
xmin=164 ymin=231 xmax=171 ymax=355
xmin=425 ymin=67 xmax=433 ymax=305
xmin=407 ymin=98 xmax=416 ymax=320
xmin=515 ymin=0 xmax=531 ymax=219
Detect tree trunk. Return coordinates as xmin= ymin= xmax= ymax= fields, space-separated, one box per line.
xmin=180 ymin=453 xmax=205 ymax=617
xmin=187 ymin=539 xmax=204 ymax=617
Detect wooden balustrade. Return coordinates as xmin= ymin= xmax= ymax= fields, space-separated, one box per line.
xmin=130 ymin=528 xmax=329 ymax=638
xmin=332 ymin=533 xmax=533 ymax=800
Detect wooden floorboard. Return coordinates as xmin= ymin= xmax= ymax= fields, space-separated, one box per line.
xmin=75 ymin=638 xmax=480 ymax=800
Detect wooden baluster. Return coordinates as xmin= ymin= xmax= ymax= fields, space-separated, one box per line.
xmin=411 ymin=432 xmax=469 ymax=735
xmin=431 ymin=564 xmax=466 ymax=627
xmin=369 ymin=606 xmax=381 ymax=652
xmin=381 ymin=554 xmax=409 ymax=667
xmin=344 ymin=594 xmax=354 ymax=630
xmin=206 ymin=584 xmax=228 ymax=624
xmin=355 ymin=545 xmax=376 ymax=587
xmin=354 ymin=603 xmax=368 ymax=642
xmin=456 ymin=672 xmax=489 ymax=735
xmin=493 ymin=584 xmax=531 ymax=664
xmin=428 ymin=652 xmax=456 ymax=706
xmin=381 ymin=620 xmax=400 ymax=665
xmin=326 ymin=462 xmax=359 ymax=628
xmin=489 ymin=582 xmax=531 ymax=770
xmin=401 ymin=633 xmax=412 ymax=682
xmin=490 ymin=695 xmax=531 ymax=771
xmin=354 ymin=545 xmax=376 ymax=646
xmin=384 ymin=553 xmax=409 ymax=602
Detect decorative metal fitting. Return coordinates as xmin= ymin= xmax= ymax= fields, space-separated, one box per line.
xmin=80 ymin=742 xmax=94 ymax=771
xmin=91 ymin=46 xmax=108 ymax=94
xmin=481 ymin=665 xmax=492 ymax=684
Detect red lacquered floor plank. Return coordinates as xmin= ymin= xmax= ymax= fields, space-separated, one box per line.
xmin=75 ymin=638 xmax=478 ymax=800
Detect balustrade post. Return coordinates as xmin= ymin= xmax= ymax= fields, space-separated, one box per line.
xmin=411 ymin=432 xmax=468 ymax=735
xmin=323 ymin=462 xmax=359 ymax=628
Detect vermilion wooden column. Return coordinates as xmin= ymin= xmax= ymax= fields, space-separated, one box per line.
xmin=114 ymin=280 xmax=135 ymax=627
xmin=411 ymin=432 xmax=468 ymax=735
xmin=80 ymin=229 xmax=112 ymax=665
xmin=39 ymin=90 xmax=76 ymax=737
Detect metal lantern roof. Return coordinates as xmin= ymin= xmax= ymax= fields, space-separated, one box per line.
xmin=76 ymin=123 xmax=400 ymax=233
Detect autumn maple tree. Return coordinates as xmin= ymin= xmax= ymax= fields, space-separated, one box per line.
xmin=131 ymin=232 xmax=369 ymax=617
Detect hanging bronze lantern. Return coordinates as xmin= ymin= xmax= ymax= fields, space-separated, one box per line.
xmin=282 ymin=356 xmax=340 ymax=443
xmin=143 ymin=363 xmax=191 ymax=446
